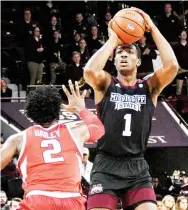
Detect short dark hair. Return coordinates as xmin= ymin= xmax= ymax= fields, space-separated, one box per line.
xmin=116 ymin=43 xmax=141 ymax=59
xmin=24 ymin=8 xmax=31 ymax=13
xmin=25 ymin=87 xmax=62 ymax=124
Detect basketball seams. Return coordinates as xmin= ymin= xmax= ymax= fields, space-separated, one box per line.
xmin=113 ymin=19 xmax=141 ymax=38
xmin=114 ymin=16 xmax=145 ymax=32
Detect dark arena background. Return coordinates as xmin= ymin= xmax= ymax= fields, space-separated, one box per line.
xmin=1 ymin=1 xmax=188 ymax=209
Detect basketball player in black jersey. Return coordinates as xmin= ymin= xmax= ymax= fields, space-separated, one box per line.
xmin=84 ymin=8 xmax=179 ymax=210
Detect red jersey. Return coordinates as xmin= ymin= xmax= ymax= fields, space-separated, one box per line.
xmin=17 ymin=122 xmax=83 ymax=196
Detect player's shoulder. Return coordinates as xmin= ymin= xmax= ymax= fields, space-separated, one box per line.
xmin=6 ymin=132 xmax=24 ymax=144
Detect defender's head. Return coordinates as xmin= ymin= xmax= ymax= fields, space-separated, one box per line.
xmin=25 ymin=86 xmax=62 ymax=125
xmin=114 ymin=44 xmax=141 ymax=76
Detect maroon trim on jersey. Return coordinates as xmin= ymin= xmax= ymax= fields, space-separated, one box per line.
xmin=115 ymin=77 xmax=140 ymax=89
xmin=120 ymin=187 xmax=156 ymax=209
xmin=87 ymin=194 xmax=118 ymax=210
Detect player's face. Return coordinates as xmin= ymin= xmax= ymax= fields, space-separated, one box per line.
xmin=114 ymin=45 xmax=141 ymax=75
xmin=180 ymin=31 xmax=187 ymax=40
xmin=76 ymin=14 xmax=83 ymax=23
xmin=72 ymin=54 xmax=81 ymax=64
xmin=51 ymin=17 xmax=57 ymax=25
xmin=157 ymin=201 xmax=164 ymax=210
xmin=10 ymin=201 xmax=20 ymax=210
xmin=179 ymin=199 xmax=188 ymax=210
xmin=138 ymin=36 xmax=146 ymax=45
xmin=1 ymin=80 xmax=6 ymax=88
xmin=0 ymin=192 xmax=7 ymax=205
xmin=164 ymin=4 xmax=172 ymax=14
xmin=164 ymin=197 xmax=174 ymax=208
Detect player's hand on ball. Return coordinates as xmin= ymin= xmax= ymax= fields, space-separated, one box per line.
xmin=61 ymin=80 xmax=87 ymax=114
xmin=108 ymin=20 xmax=124 ymax=46
xmin=130 ymin=7 xmax=156 ymax=32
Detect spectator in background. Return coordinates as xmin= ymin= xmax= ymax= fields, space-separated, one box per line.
xmin=25 ymin=26 xmax=44 ymax=85
xmin=87 ymin=25 xmax=104 ymax=55
xmin=173 ymin=31 xmax=188 ymax=95
xmin=67 ymin=33 xmax=81 ymax=63
xmin=9 ymin=198 xmax=22 ymax=210
xmin=0 ymin=191 xmax=8 ymax=209
xmin=157 ymin=200 xmax=166 ymax=210
xmin=137 ymin=34 xmax=157 ymax=77
xmin=71 ymin=32 xmax=82 ymax=52
xmin=17 ymin=8 xmax=38 ymax=47
xmin=49 ymin=30 xmax=66 ymax=84
xmin=78 ymin=39 xmax=90 ymax=65
xmin=73 ymin=13 xmax=88 ymax=37
xmin=158 ymin=3 xmax=180 ymax=43
xmin=152 ymin=177 xmax=164 ymax=199
xmin=81 ymin=147 xmax=93 ymax=184
xmin=44 ymin=15 xmax=61 ymax=44
xmin=40 ymin=1 xmax=60 ymax=28
xmin=176 ymin=196 xmax=188 ymax=210
xmin=162 ymin=195 xmax=176 ymax=210
xmin=0 ymin=79 xmax=12 ymax=102
xmin=65 ymin=51 xmax=83 ymax=84
xmin=100 ymin=11 xmax=113 ymax=40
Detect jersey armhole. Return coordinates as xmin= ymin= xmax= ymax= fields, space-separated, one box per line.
xmin=95 ymin=76 xmax=113 ymax=106
xmin=17 ymin=130 xmax=27 ymax=166
xmin=143 ymin=79 xmax=156 ymax=109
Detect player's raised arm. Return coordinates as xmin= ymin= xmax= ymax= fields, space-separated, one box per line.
xmin=84 ymin=25 xmax=123 ymax=92
xmin=133 ymin=8 xmax=179 ymax=97
xmin=62 ymin=80 xmax=105 ymax=143
xmin=0 ymin=133 xmax=20 ymax=170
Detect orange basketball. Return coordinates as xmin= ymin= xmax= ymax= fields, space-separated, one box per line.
xmin=111 ymin=9 xmax=146 ymax=45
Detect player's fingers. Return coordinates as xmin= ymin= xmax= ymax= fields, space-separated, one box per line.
xmin=62 ymin=85 xmax=71 ymax=97
xmin=131 ymin=7 xmax=148 ymax=18
xmin=68 ymin=80 xmax=76 ymax=96
xmin=75 ymin=81 xmax=80 ymax=97
xmin=81 ymin=89 xmax=87 ymax=99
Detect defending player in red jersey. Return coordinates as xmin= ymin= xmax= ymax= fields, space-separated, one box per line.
xmin=0 ymin=80 xmax=105 ymax=210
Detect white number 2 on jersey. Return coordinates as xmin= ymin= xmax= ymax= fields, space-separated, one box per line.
xmin=122 ymin=114 xmax=132 ymax=137
xmin=41 ymin=139 xmax=64 ymax=163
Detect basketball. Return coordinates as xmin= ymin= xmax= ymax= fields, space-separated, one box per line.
xmin=111 ymin=9 xmax=146 ymax=44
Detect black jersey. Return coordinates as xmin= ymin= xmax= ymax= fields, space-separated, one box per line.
xmin=96 ymin=77 xmax=155 ymax=156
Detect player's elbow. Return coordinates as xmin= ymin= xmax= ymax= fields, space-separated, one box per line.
xmin=171 ymin=63 xmax=179 ymax=71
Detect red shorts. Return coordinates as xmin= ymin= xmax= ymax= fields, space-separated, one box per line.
xmin=87 ymin=188 xmax=156 ymax=210
xmin=19 ymin=195 xmax=86 ymax=210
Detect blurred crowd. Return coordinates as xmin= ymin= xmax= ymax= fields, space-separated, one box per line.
xmin=1 ymin=1 xmax=188 ymax=94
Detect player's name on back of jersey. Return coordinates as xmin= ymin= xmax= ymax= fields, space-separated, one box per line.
xmin=34 ymin=130 xmax=60 ymax=138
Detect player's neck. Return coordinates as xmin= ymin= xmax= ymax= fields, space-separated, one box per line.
xmin=38 ymin=120 xmax=58 ymax=128
xmin=117 ymin=72 xmax=137 ymax=86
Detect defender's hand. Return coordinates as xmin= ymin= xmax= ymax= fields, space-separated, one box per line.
xmin=62 ymin=80 xmax=87 ymax=114
xmin=130 ymin=7 xmax=156 ymax=32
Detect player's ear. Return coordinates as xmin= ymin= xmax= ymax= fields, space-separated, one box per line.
xmin=136 ymin=59 xmax=141 ymax=67
xmin=114 ymin=57 xmax=117 ymax=66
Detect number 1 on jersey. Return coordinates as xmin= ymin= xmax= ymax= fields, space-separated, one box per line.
xmin=122 ymin=114 xmax=132 ymax=136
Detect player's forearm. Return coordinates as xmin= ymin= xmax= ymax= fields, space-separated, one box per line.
xmin=151 ymin=26 xmax=179 ymax=71
xmin=84 ymin=37 xmax=117 ymax=73
xmin=79 ymin=109 xmax=105 ymax=142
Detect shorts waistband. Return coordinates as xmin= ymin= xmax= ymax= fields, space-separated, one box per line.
xmin=97 ymin=151 xmax=144 ymax=160
xmin=26 ymin=190 xmax=81 ymax=198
